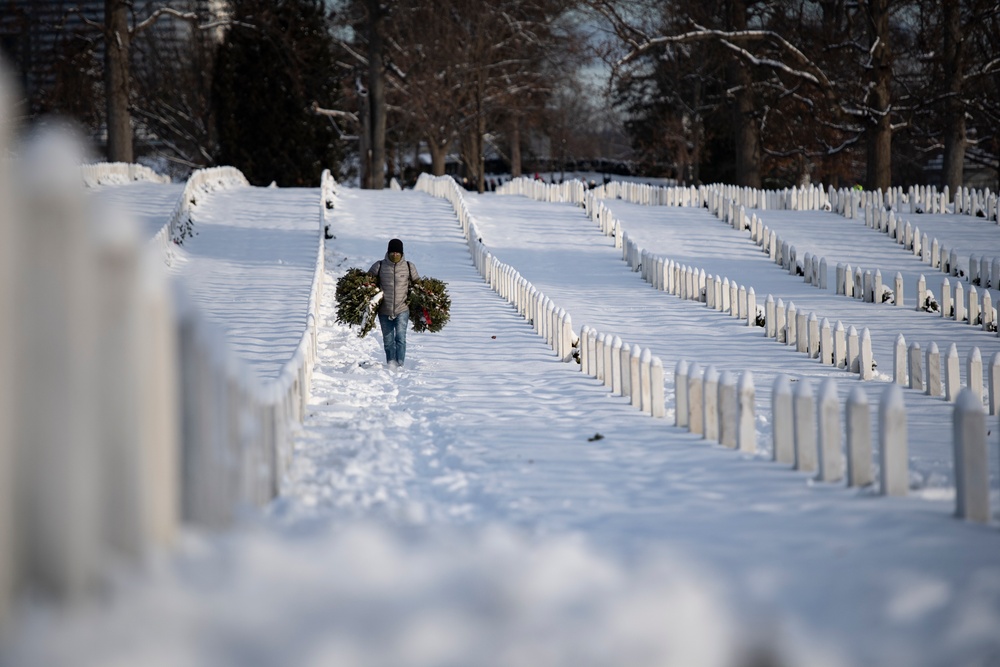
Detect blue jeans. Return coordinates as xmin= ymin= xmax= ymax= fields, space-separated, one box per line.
xmin=378 ymin=310 xmax=409 ymax=364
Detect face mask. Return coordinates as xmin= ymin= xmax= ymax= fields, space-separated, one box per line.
xmin=389 ymin=252 xmax=402 ymax=263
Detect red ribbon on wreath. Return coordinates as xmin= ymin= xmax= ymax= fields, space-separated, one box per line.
xmin=422 ymin=308 xmax=432 ymax=326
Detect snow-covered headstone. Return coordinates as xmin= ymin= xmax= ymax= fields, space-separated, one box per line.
xmin=772 ymin=374 xmax=794 ymax=465
xmin=941 ymin=278 xmax=952 ymax=318
xmin=860 ymin=328 xmax=874 ymax=380
xmin=793 ymin=379 xmax=817 ymax=472
xmin=820 ymin=318 xmax=833 ymax=365
xmin=611 ymin=336 xmax=625 ymax=395
xmin=847 ymin=325 xmax=860 ymax=373
xmin=650 ymin=355 xmax=665 ymax=418
xmin=765 ymin=295 xmax=776 ymax=338
xmin=879 ymin=384 xmax=909 ymax=496
xmin=817 ymin=379 xmax=843 ymax=482
xmin=907 ymin=341 xmax=923 ymax=391
xmin=846 ymin=387 xmax=873 ymax=487
xmin=775 ymin=299 xmax=787 ymax=343
xmin=737 ymin=372 xmax=755 ymax=454
xmin=796 ymin=311 xmax=808 ymax=354
xmin=629 ymin=344 xmax=642 ymax=408
xmin=675 ymin=360 xmax=689 ymax=428
xmin=620 ymin=339 xmax=631 ymax=399
xmin=719 ymin=370 xmax=738 ymax=448
xmin=834 ymin=321 xmax=847 ymax=368
xmin=966 ymin=347 xmax=983 ymax=403
xmin=786 ymin=302 xmax=798 ymax=347
xmin=688 ymin=362 xmax=704 ymax=435
xmin=808 ymin=313 xmax=819 ymax=358
xmin=702 ymin=365 xmax=720 ymax=441
xmin=945 ymin=343 xmax=961 ymax=401
xmin=894 ymin=335 xmax=907 ymax=385
xmin=955 ymin=282 xmax=965 ymax=322
xmin=926 ymin=342 xmax=942 ymax=397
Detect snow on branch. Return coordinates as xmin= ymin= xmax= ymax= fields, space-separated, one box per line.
xmin=310 ymin=102 xmax=359 ymax=126
xmin=615 ymin=24 xmax=832 ymax=90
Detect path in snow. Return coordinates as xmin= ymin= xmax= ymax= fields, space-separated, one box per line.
xmin=177 ymin=185 xmax=321 ymax=379
xmin=271 ymin=188 xmax=1000 ymax=667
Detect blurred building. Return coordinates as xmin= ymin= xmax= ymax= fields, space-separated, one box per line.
xmin=0 ymin=0 xmax=229 ymax=119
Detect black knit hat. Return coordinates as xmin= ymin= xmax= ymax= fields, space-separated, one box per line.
xmin=388 ymin=238 xmax=404 ymax=254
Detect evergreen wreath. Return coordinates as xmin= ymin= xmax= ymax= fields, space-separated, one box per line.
xmin=408 ymin=277 xmax=451 ymax=333
xmin=335 ymin=268 xmax=382 ymax=337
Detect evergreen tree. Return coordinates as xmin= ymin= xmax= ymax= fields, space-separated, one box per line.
xmin=213 ymin=0 xmax=342 ymax=186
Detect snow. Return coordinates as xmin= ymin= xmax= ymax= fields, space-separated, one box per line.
xmin=7 ymin=182 xmax=1000 ymax=667
xmin=171 ymin=185 xmax=322 ymax=380
xmin=92 ymin=181 xmax=185 ymax=241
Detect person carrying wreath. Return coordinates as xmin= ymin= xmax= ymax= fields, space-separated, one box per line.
xmin=368 ymin=238 xmax=419 ymax=368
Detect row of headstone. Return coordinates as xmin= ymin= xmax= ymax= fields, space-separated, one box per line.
xmin=579 ymin=327 xmax=664 ymax=417
xmin=762 ymin=296 xmax=875 ymax=379
xmin=709 ymin=194 xmax=831 ymax=291
xmin=494 ymin=176 xmax=587 ymax=204
xmin=834 ymin=263 xmax=897 ymax=305
xmin=499 ymin=175 xmax=710 ymax=211
xmin=929 ymin=275 xmax=998 ymax=331
xmin=592 ymin=198 xmax=876 ymax=380
xmin=674 ymin=361 xmax=755 ymax=451
xmin=423 ymin=175 xmax=581 ymax=366
xmin=0 ymin=130 xmax=322 ymax=614
xmin=772 ymin=377 xmax=909 ymax=494
xmin=862 ymin=203 xmax=964 ymax=281
xmin=593 ymin=193 xmax=872 ymax=379
xmin=833 ymin=183 xmax=999 ymax=222
xmin=892 ymin=337 xmax=1000 ymax=411
xmin=616 ymin=218 xmax=764 ymax=329
xmin=711 ymin=183 xmax=831 ymax=212
xmin=592 ymin=179 xmax=704 ymax=208
xmin=495 ymin=176 xmax=999 ymax=528
xmin=954 ymin=187 xmax=998 ymax=220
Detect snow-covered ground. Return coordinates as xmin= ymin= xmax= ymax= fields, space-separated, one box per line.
xmin=173 ymin=186 xmax=321 ymax=380
xmin=8 ymin=183 xmax=1000 ymax=667
xmin=91 ymin=181 xmax=184 ymax=241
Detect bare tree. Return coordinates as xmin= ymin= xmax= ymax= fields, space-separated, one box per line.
xmin=593 ymin=0 xmax=917 ymax=189
xmin=73 ymin=1 xmax=233 ymax=163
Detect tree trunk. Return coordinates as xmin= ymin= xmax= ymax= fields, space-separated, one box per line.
xmin=865 ymin=0 xmax=892 ymax=191
xmin=367 ymin=0 xmax=386 ymax=190
xmin=729 ymin=0 xmax=760 ymax=188
xmin=510 ymin=116 xmax=522 ymax=177
xmin=428 ymin=138 xmax=446 ymax=176
xmin=477 ymin=93 xmax=486 ymax=193
xmin=104 ymin=0 xmax=132 ymax=163
xmin=359 ymin=91 xmax=371 ymax=188
xmin=941 ymin=0 xmax=966 ymax=193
